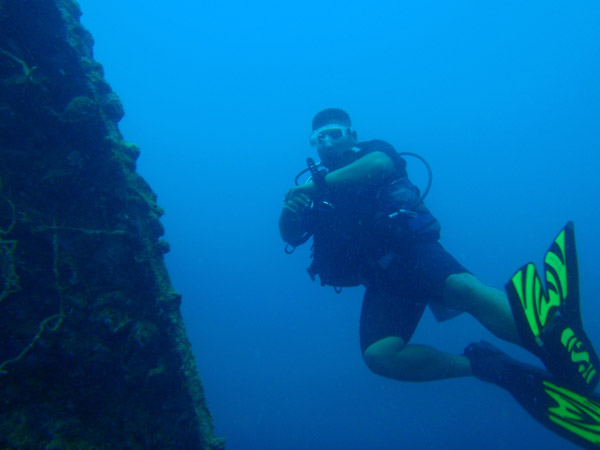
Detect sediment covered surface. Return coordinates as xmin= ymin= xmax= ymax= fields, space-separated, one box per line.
xmin=0 ymin=0 xmax=223 ymax=448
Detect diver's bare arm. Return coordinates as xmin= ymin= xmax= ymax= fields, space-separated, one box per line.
xmin=326 ymin=151 xmax=395 ymax=191
xmin=290 ymin=151 xmax=395 ymax=198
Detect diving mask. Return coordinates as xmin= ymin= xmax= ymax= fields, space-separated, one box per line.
xmin=309 ymin=124 xmax=351 ymax=147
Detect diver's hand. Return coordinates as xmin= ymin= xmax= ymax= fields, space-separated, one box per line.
xmin=281 ymin=192 xmax=311 ymax=220
xmin=279 ymin=193 xmax=311 ymax=243
xmin=284 ymin=182 xmax=318 ymax=202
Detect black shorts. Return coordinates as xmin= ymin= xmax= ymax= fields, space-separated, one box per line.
xmin=359 ymin=241 xmax=469 ymax=354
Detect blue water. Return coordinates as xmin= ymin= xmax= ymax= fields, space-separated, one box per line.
xmin=79 ymin=1 xmax=600 ymax=448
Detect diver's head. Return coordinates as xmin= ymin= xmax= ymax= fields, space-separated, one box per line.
xmin=310 ymin=108 xmax=357 ymax=169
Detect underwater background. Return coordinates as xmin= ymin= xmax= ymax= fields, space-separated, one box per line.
xmin=78 ymin=1 xmax=599 ymax=449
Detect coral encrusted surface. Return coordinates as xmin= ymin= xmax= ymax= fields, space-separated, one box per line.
xmin=0 ymin=0 xmax=223 ymax=448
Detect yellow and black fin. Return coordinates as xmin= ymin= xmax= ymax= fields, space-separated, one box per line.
xmin=505 ymin=222 xmax=600 ymax=393
xmin=466 ymin=341 xmax=600 ymax=449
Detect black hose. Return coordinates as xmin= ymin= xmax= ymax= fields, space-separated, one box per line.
xmin=294 ymin=167 xmax=312 ymax=186
xmin=398 ymin=152 xmax=433 ymax=203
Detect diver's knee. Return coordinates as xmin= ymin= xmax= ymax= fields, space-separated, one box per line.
xmin=445 ymin=272 xmax=479 ymax=295
xmin=362 ymin=337 xmax=406 ymax=376
xmin=443 ymin=273 xmax=483 ymax=310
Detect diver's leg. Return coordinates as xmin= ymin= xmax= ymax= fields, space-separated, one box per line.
xmin=442 ymin=272 xmax=520 ymax=345
xmin=398 ymin=241 xmax=519 ymax=344
xmin=363 ymin=337 xmax=472 ymax=381
xmin=360 ymin=281 xmax=472 ymax=382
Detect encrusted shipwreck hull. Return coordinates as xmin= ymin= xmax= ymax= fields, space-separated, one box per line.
xmin=0 ymin=1 xmax=223 ymax=448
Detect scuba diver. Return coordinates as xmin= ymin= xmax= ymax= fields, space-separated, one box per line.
xmin=279 ymin=108 xmax=600 ymax=449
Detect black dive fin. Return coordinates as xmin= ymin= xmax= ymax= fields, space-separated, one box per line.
xmin=505 ymin=222 xmax=600 ymax=393
xmin=465 ymin=341 xmax=600 ymax=449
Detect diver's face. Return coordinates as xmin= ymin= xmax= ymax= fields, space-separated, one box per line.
xmin=310 ymin=123 xmax=356 ymax=168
